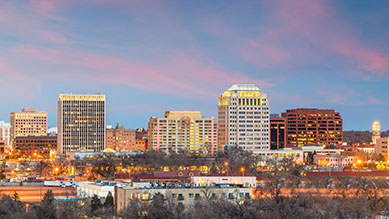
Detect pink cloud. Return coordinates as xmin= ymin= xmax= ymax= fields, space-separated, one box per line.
xmin=270 ymin=0 xmax=389 ymax=77
xmin=205 ymin=0 xmax=388 ymax=78
xmin=13 ymin=45 xmax=271 ymax=99
xmin=0 ymin=59 xmax=41 ymax=97
xmin=0 ymin=3 xmax=69 ymax=44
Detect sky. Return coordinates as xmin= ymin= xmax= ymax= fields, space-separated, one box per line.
xmin=0 ymin=0 xmax=388 ymax=131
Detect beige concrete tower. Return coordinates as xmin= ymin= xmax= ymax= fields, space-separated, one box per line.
xmin=372 ymin=121 xmax=381 ymax=145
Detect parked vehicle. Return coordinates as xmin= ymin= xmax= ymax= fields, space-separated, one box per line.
xmin=44 ymin=181 xmax=62 ymax=187
xmin=61 ymin=181 xmax=72 ymax=187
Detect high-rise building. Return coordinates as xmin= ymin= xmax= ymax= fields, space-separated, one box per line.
xmin=372 ymin=121 xmax=381 ymax=145
xmin=0 ymin=121 xmax=10 ymax=147
xmin=148 ymin=111 xmax=217 ymax=156
xmin=270 ymin=117 xmax=286 ymax=150
xmin=282 ymin=108 xmax=343 ymax=147
xmin=10 ymin=108 xmax=47 ymax=143
xmin=217 ymin=84 xmax=270 ymax=151
xmin=57 ymin=94 xmax=105 ymax=156
xmin=106 ymin=124 xmax=136 ymax=152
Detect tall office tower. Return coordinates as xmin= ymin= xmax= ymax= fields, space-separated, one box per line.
xmin=372 ymin=121 xmax=381 ymax=145
xmin=217 ymin=84 xmax=270 ymax=151
xmin=148 ymin=111 xmax=217 ymax=156
xmin=270 ymin=116 xmax=286 ymax=150
xmin=106 ymin=124 xmax=136 ymax=152
xmin=282 ymin=108 xmax=343 ymax=147
xmin=10 ymin=108 xmax=47 ymax=143
xmin=0 ymin=121 xmax=11 ymax=146
xmin=57 ymin=94 xmax=105 ymax=156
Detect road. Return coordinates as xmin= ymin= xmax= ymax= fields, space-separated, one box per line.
xmin=0 ymin=186 xmax=77 ymax=202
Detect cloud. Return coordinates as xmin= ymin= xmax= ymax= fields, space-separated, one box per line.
xmin=0 ymin=60 xmax=41 ymax=98
xmin=13 ymin=45 xmax=272 ymax=99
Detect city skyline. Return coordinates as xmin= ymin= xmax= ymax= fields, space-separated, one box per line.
xmin=0 ymin=1 xmax=388 ymax=130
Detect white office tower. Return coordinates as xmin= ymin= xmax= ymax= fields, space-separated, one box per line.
xmin=218 ymin=84 xmax=270 ymax=152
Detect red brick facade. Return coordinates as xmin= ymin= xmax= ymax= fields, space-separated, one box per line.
xmin=282 ymin=109 xmax=343 ymax=147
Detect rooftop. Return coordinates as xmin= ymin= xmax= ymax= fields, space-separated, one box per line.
xmin=163 ymin=111 xmax=204 ymax=120
xmin=228 ymin=84 xmax=260 ymax=91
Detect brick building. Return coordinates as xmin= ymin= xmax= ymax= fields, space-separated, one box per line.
xmin=282 ymin=109 xmax=343 ymax=147
xmin=105 ymin=124 xmax=136 ymax=152
xmin=13 ymin=136 xmax=57 ymax=158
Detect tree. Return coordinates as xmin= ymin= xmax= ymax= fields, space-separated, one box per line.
xmin=118 ymin=198 xmax=144 ymax=219
xmin=103 ymin=192 xmax=115 ymax=218
xmin=12 ymin=192 xmax=20 ymax=202
xmin=0 ymin=195 xmax=27 ymax=218
xmin=147 ymin=193 xmax=174 ymax=219
xmin=42 ymin=189 xmax=55 ymax=205
xmin=38 ymin=189 xmax=57 ymax=219
xmin=90 ymin=194 xmax=103 ymax=217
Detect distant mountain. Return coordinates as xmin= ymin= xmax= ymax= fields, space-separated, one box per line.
xmin=343 ymin=130 xmax=389 ymax=144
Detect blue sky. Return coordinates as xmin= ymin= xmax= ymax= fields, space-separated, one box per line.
xmin=0 ymin=0 xmax=388 ymax=131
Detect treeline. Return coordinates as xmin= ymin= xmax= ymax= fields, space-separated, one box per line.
xmin=0 ymin=190 xmax=114 ymax=219
xmin=75 ymin=147 xmax=264 ymax=179
xmin=343 ymin=130 xmax=389 ymax=144
xmin=2 ymin=188 xmax=389 ymax=219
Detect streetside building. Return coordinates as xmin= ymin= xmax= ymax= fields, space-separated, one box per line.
xmin=106 ymin=124 xmax=136 ymax=152
xmin=57 ymin=94 xmax=106 ymax=156
xmin=13 ymin=136 xmax=57 ymax=159
xmin=10 ymin=107 xmax=47 ymax=143
xmin=282 ymin=109 xmax=343 ymax=148
xmin=217 ymin=84 xmax=270 ymax=152
xmin=115 ymin=185 xmax=252 ymax=212
xmin=148 ymin=111 xmax=217 ymax=156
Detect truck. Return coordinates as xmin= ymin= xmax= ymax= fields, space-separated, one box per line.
xmin=44 ymin=181 xmax=62 ymax=187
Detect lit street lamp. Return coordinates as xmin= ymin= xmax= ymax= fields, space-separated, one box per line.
xmin=240 ymin=167 xmax=245 ymax=177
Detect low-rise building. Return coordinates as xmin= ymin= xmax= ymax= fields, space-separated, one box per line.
xmin=252 ymin=149 xmax=304 ymax=163
xmin=376 ymin=138 xmax=389 ymax=158
xmin=190 ymin=176 xmax=256 ymax=188
xmin=115 ymin=184 xmax=252 ymax=212
xmin=356 ymin=144 xmax=376 ymax=154
xmin=313 ymin=153 xmax=359 ymax=168
xmin=13 ymin=136 xmax=57 ymax=158
xmin=77 ymin=181 xmax=127 ymax=199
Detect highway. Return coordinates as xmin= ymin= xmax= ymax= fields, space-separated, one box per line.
xmin=0 ymin=186 xmax=77 ymax=202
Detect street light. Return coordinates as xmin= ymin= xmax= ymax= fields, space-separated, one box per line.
xmin=327 ymin=163 xmax=331 ymax=177
xmin=240 ymin=167 xmax=245 ymax=177
xmin=224 ymin=161 xmax=229 ymax=183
